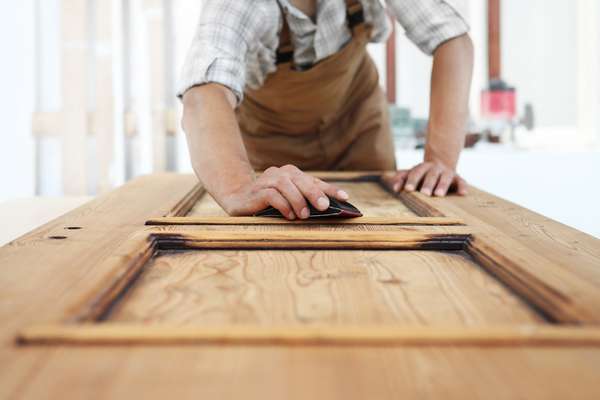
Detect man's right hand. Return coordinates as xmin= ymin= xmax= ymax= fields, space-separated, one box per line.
xmin=182 ymin=86 xmax=348 ymax=220
xmin=220 ymin=165 xmax=350 ymax=220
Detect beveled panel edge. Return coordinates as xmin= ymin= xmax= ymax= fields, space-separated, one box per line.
xmin=163 ymin=183 xmax=205 ymax=217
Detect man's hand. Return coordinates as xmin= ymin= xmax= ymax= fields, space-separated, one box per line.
xmin=383 ymin=161 xmax=468 ymax=197
xmin=182 ymin=87 xmax=349 ymax=219
xmin=220 ymin=165 xmax=350 ymax=219
xmin=388 ymin=34 xmax=472 ymax=198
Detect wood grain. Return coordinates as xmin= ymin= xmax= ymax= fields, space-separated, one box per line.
xmin=106 ymin=249 xmax=541 ymax=326
xmin=51 ymin=227 xmax=471 ymax=325
xmin=0 ymin=175 xmax=196 ymax=329
xmin=150 ymin=229 xmax=470 ymax=250
xmin=397 ymin=191 xmax=446 ymax=217
xmin=164 ymin=184 xmax=205 ymax=217
xmin=5 ymin=347 xmax=600 ymax=399
xmin=146 ymin=216 xmax=464 ymax=226
xmin=4 ymin=173 xmax=600 ymax=399
xmin=146 ymin=223 xmax=456 ymax=232
xmin=186 ymin=191 xmax=228 ymax=217
xmin=431 ymin=187 xmax=600 ymax=288
xmin=186 ymin=182 xmax=418 ymax=218
xmin=467 ymin=235 xmax=600 ymax=323
xmin=20 ymin=325 xmax=600 ymax=347
xmin=408 ymin=189 xmax=600 ymax=323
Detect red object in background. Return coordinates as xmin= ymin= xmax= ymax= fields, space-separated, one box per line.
xmin=481 ymin=88 xmax=516 ymax=119
xmin=385 ymin=11 xmax=396 ymax=104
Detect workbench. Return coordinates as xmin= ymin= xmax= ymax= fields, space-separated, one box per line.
xmin=1 ymin=172 xmax=599 ymax=399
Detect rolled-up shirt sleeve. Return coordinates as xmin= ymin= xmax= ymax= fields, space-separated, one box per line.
xmin=387 ymin=0 xmax=469 ymax=55
xmin=176 ymin=0 xmax=266 ymax=104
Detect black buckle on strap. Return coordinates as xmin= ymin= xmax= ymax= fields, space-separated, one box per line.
xmin=347 ymin=6 xmax=364 ymax=29
xmin=276 ymin=51 xmax=294 ymax=65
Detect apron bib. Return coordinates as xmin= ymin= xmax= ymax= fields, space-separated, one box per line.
xmin=236 ymin=0 xmax=396 ymax=171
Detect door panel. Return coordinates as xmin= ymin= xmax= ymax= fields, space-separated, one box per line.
xmin=15 ymin=173 xmax=600 ymax=346
xmin=187 ymin=181 xmax=418 ymax=218
xmin=107 ymin=249 xmax=543 ymax=326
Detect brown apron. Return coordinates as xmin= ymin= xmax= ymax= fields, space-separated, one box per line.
xmin=236 ymin=0 xmax=396 ymax=171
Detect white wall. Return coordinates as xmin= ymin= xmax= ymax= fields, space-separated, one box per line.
xmin=502 ymin=0 xmax=578 ymax=128
xmin=394 ymin=0 xmax=487 ymax=120
xmin=0 ymin=1 xmax=36 ymax=200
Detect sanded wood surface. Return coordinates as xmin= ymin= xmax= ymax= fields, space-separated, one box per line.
xmin=430 ymin=187 xmax=600 ymax=288
xmin=20 ymin=324 xmax=600 ymax=347
xmin=187 ymin=181 xmax=417 ymax=217
xmin=2 ymin=173 xmax=600 ymax=399
xmin=415 ymin=188 xmax=600 ymax=323
xmin=187 ymin=191 xmax=227 ymax=216
xmin=107 ymin=249 xmax=542 ymax=326
xmin=146 ymin=216 xmax=464 ymax=226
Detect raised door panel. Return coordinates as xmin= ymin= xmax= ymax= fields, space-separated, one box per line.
xmin=187 ymin=181 xmax=418 ymax=218
xmin=108 ymin=249 xmax=543 ymax=326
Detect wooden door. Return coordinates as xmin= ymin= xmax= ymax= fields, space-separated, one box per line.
xmin=3 ymin=172 xmax=600 ymax=399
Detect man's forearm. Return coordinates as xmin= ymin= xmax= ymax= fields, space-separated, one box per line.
xmin=181 ymin=83 xmax=349 ymax=218
xmin=182 ymin=84 xmax=254 ymax=206
xmin=426 ymin=34 xmax=474 ymax=169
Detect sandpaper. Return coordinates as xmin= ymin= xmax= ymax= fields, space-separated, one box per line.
xmin=254 ymin=196 xmax=362 ymax=218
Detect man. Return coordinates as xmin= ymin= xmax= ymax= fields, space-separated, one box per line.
xmin=179 ymin=0 xmax=473 ymax=220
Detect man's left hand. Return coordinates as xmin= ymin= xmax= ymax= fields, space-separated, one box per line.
xmin=383 ymin=161 xmax=468 ymax=197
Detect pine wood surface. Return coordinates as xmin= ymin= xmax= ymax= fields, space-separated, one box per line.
xmin=161 ymin=173 xmax=600 ymax=324
xmin=2 ymin=173 xmax=600 ymax=399
xmin=146 ymin=216 xmax=464 ymax=226
xmin=414 ymin=188 xmax=600 ymax=322
xmin=423 ymin=187 xmax=600 ymax=288
xmin=147 ymin=221 xmax=459 ymax=232
xmin=187 ymin=181 xmax=417 ymax=217
xmin=20 ymin=324 xmax=600 ymax=347
xmin=107 ymin=249 xmax=541 ymax=326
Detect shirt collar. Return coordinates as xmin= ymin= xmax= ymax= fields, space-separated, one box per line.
xmin=277 ymin=0 xmax=316 ymax=22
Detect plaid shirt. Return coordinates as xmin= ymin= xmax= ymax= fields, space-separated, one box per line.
xmin=177 ymin=0 xmax=469 ymax=104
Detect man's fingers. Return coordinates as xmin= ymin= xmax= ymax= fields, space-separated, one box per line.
xmin=434 ymin=171 xmax=455 ymax=197
xmin=271 ymin=176 xmax=308 ymax=219
xmin=456 ymin=176 xmax=468 ymax=196
xmin=391 ymin=171 xmax=408 ymax=192
xmin=392 ymin=176 xmax=406 ymax=192
xmin=420 ymin=168 xmax=442 ymax=196
xmin=381 ymin=171 xmax=396 ymax=189
xmin=380 ymin=170 xmax=408 ymax=193
xmin=290 ymin=172 xmax=329 ymax=211
xmin=404 ymin=163 xmax=431 ymax=192
xmin=261 ymin=188 xmax=294 ymax=220
xmin=310 ymin=177 xmax=348 ymax=201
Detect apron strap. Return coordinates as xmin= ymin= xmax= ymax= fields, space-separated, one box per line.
xmin=276 ymin=0 xmax=366 ymax=65
xmin=345 ymin=0 xmax=365 ymax=31
xmin=276 ymin=2 xmax=294 ymax=65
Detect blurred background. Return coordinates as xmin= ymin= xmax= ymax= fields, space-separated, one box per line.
xmin=0 ymin=0 xmax=599 ymax=238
